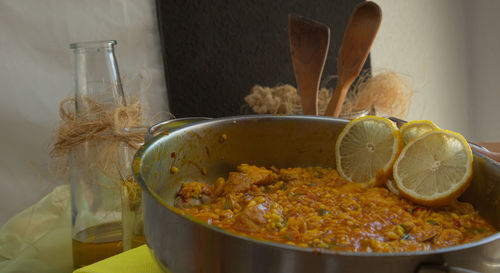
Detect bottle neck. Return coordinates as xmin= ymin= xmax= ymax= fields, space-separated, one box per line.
xmin=70 ymin=40 xmax=126 ymax=114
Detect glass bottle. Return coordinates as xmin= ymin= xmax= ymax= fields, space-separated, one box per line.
xmin=69 ymin=40 xmax=126 ymax=268
xmin=117 ymin=128 xmax=147 ymax=251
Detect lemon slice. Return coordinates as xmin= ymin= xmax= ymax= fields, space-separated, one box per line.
xmin=335 ymin=115 xmax=403 ymax=185
xmin=400 ymin=120 xmax=439 ymax=144
xmin=393 ymin=130 xmax=473 ymax=206
xmin=386 ymin=178 xmax=400 ymax=195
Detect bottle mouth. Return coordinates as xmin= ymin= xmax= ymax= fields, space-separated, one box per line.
xmin=69 ymin=40 xmax=117 ymax=49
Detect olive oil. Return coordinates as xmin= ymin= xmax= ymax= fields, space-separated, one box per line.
xmin=72 ymin=222 xmax=123 ymax=268
xmin=131 ymin=234 xmax=146 ymax=248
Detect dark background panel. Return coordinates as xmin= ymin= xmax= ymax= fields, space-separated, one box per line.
xmin=156 ymin=0 xmax=369 ymax=118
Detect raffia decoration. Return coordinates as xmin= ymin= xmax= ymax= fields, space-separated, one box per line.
xmin=346 ymin=70 xmax=414 ymax=118
xmin=244 ymin=70 xmax=414 ymax=118
xmin=244 ymin=84 xmax=300 ymax=115
xmin=52 ymin=97 xmax=145 ymax=153
xmin=50 ymin=94 xmax=148 ymax=195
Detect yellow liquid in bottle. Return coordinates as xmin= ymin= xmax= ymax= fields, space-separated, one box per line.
xmin=131 ymin=234 xmax=147 ymax=248
xmin=72 ymin=222 xmax=123 ymax=268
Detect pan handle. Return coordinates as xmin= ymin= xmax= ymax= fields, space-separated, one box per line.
xmin=415 ymin=263 xmax=480 ymax=273
xmin=145 ymin=117 xmax=212 ymax=142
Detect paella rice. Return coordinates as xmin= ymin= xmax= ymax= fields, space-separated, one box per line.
xmin=175 ymin=164 xmax=496 ymax=252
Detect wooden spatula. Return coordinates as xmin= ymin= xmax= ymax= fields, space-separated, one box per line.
xmin=324 ymin=1 xmax=382 ymax=117
xmin=289 ymin=14 xmax=330 ymax=116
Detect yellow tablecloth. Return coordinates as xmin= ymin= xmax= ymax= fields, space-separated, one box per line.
xmin=73 ymin=245 xmax=163 ymax=273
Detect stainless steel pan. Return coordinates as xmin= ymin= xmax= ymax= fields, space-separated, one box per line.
xmin=133 ymin=115 xmax=500 ymax=273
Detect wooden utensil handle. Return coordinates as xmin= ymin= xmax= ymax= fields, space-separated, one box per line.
xmin=297 ymin=78 xmax=319 ymax=115
xmin=324 ymin=77 xmax=353 ymax=117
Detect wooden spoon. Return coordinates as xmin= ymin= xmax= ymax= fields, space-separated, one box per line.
xmin=324 ymin=1 xmax=382 ymax=117
xmin=289 ymin=14 xmax=330 ymax=115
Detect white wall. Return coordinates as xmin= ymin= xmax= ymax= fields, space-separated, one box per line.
xmin=371 ymin=0 xmax=472 ymax=138
xmin=372 ymin=0 xmax=500 ymax=142
xmin=464 ymin=0 xmax=500 ymax=141
xmin=0 ymin=0 xmax=168 ymax=225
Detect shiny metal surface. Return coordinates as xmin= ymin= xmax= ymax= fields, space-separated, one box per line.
xmin=145 ymin=117 xmax=212 ymax=142
xmin=133 ymin=115 xmax=500 ymax=273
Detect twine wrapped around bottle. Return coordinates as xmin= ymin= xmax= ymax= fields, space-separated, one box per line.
xmin=50 ymin=95 xmax=147 ymax=181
